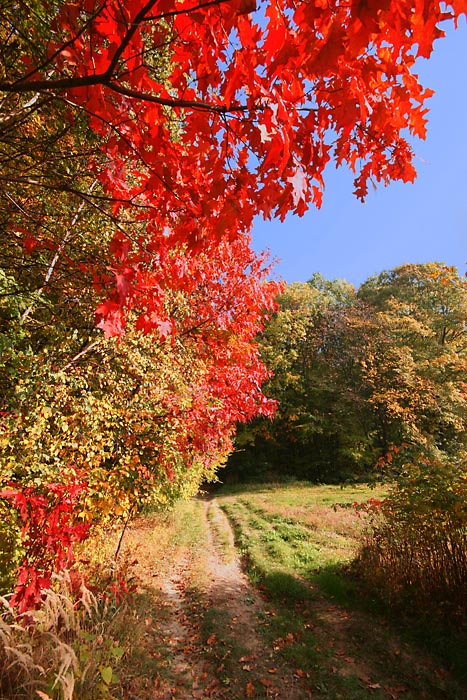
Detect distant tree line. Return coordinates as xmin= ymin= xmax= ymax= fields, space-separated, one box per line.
xmin=226 ymin=263 xmax=467 ymax=483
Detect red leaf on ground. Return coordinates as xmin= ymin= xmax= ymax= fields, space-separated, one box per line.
xmin=245 ymin=680 xmax=255 ymax=697
xmin=259 ymin=678 xmax=274 ymax=687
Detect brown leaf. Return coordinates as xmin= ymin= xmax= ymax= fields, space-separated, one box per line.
xmin=245 ymin=680 xmax=255 ymax=697
xmin=295 ymin=669 xmax=307 ymax=678
xmin=260 ymin=678 xmax=274 ymax=687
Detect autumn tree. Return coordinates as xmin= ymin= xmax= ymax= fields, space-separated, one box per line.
xmin=358 ymin=263 xmax=467 ymax=458
xmin=355 ymin=264 xmax=467 ymax=615
xmin=1 ymin=0 xmax=465 ymax=334
xmin=1 ymin=0 xmax=466 ymax=608
xmin=229 ymin=265 xmax=467 ymax=482
xmin=227 ymin=276 xmax=362 ymax=481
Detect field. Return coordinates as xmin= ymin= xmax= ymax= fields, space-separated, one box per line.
xmin=2 ymin=481 xmax=466 ymax=700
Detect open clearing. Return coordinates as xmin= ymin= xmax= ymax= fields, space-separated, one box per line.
xmin=116 ymin=483 xmax=467 ymax=699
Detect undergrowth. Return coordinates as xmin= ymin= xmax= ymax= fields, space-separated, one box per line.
xmin=0 ymin=573 xmax=127 ymax=700
xmin=217 ymin=482 xmax=467 ymax=697
xmin=356 ymin=458 xmax=467 ymax=621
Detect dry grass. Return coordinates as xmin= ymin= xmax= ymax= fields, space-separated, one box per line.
xmin=0 ymin=573 xmax=128 ymax=700
xmin=0 ymin=516 xmax=146 ymax=700
xmin=357 ymin=509 xmax=467 ymax=618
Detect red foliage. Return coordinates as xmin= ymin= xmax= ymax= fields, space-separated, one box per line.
xmin=0 ymin=475 xmax=89 ymax=613
xmin=353 ymin=498 xmax=384 ymax=517
xmin=3 ymin=0 xmax=463 ymax=339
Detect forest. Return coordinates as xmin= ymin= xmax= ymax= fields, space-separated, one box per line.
xmin=229 ymin=264 xmax=467 ymax=483
xmin=1 ymin=0 xmax=467 ymax=698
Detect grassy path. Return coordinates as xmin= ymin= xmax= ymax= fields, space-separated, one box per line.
xmin=116 ymin=484 xmax=466 ymax=700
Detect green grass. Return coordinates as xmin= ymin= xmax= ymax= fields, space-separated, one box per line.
xmin=219 ymin=483 xmax=373 ymax=603
xmin=216 ymin=480 xmax=467 ymax=699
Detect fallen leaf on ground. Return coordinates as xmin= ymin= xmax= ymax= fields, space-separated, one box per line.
xmin=245 ymin=680 xmax=255 ymax=697
xmin=260 ymin=678 xmax=274 ymax=687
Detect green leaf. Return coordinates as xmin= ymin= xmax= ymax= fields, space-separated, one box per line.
xmin=100 ymin=665 xmax=113 ymax=685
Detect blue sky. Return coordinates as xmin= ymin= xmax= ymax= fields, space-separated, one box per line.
xmin=251 ymin=19 xmax=467 ymax=289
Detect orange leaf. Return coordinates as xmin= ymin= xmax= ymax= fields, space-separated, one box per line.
xmin=295 ymin=669 xmax=307 ymax=678
xmin=245 ymin=680 xmax=255 ymax=697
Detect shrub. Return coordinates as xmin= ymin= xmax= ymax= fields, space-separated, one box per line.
xmin=357 ymin=455 xmax=467 ymax=618
xmin=0 ymin=502 xmax=22 ymax=596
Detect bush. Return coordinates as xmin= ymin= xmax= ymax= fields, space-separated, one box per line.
xmin=0 ymin=572 xmax=129 ymax=700
xmin=357 ymin=455 xmax=467 ymax=618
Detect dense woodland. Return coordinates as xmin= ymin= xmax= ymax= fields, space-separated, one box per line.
xmin=228 ymin=264 xmax=467 ymax=483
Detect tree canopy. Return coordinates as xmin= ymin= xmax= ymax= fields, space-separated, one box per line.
xmin=228 ymin=264 xmax=467 ymax=482
xmin=1 ymin=0 xmax=465 ymax=335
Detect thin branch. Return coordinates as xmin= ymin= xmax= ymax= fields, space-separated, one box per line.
xmin=104 ymin=0 xmax=159 ymax=80
xmin=106 ymin=80 xmax=247 ymax=113
xmin=62 ymin=340 xmax=101 ymax=372
xmin=21 ymin=180 xmax=98 ymax=322
xmin=0 ymin=73 xmax=108 ymax=93
xmin=0 ymin=73 xmax=250 ymax=114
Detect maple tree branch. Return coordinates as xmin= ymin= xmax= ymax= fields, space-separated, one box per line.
xmin=145 ymin=0 xmax=232 ymax=21
xmin=57 ymin=97 xmax=202 ymax=215
xmin=0 ymin=174 xmax=142 ymax=207
xmin=0 ymin=74 xmax=249 ymax=114
xmin=0 ymin=74 xmax=108 ymax=93
xmin=106 ymin=81 xmax=246 ymax=113
xmin=0 ymin=0 xmax=246 ymax=113
xmin=104 ymin=0 xmax=159 ymax=79
xmin=13 ymin=1 xmax=107 ymax=86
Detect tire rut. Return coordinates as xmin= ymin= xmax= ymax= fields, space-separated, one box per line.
xmin=200 ymin=499 xmax=312 ymax=699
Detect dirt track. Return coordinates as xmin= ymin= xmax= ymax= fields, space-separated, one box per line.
xmin=124 ymin=498 xmax=313 ymax=699
xmin=122 ymin=498 xmax=462 ymax=700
